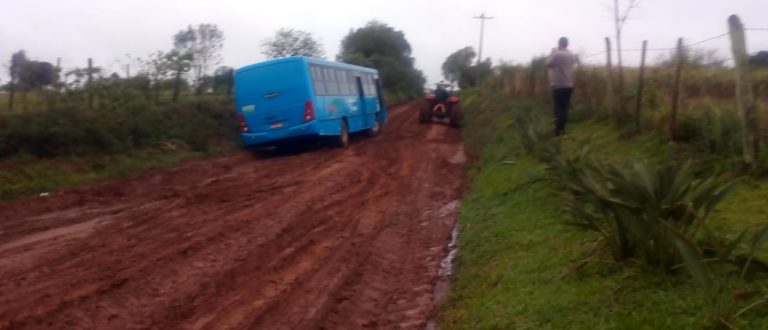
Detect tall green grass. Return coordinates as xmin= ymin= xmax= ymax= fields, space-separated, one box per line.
xmin=486 ymin=63 xmax=768 ymax=155
xmin=0 ymin=83 xmax=241 ymax=199
xmin=0 ymin=85 xmax=238 ymax=158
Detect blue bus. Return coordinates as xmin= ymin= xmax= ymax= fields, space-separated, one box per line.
xmin=234 ymin=56 xmax=387 ymax=148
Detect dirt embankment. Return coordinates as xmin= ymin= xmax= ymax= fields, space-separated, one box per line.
xmin=0 ymin=101 xmax=465 ymax=329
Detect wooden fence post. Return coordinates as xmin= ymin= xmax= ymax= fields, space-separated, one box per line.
xmin=528 ymin=58 xmax=537 ymax=98
xmin=87 ymin=58 xmax=94 ymax=108
xmin=669 ymin=38 xmax=684 ymax=140
xmin=605 ymin=37 xmax=614 ymax=119
xmin=728 ymin=15 xmax=758 ymax=167
xmin=226 ymin=68 xmax=234 ymax=97
xmin=55 ymin=57 xmax=62 ymax=92
xmin=8 ymin=54 xmax=15 ymax=112
xmin=87 ymin=58 xmax=93 ymax=85
xmin=635 ymin=40 xmax=648 ymax=133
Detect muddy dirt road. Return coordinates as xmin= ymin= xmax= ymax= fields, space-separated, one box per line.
xmin=0 ymin=101 xmax=465 ymax=330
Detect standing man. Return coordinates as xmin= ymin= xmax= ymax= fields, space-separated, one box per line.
xmin=547 ymin=37 xmax=577 ymax=136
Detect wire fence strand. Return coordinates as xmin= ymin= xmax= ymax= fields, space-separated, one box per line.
xmin=578 ymin=31 xmax=739 ymax=61
xmin=581 ymin=50 xmax=606 ymax=60
xmin=685 ymin=32 xmax=731 ymax=48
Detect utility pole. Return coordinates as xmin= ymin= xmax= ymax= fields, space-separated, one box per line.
xmin=473 ymin=13 xmax=494 ymax=65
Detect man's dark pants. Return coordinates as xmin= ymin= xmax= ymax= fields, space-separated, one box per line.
xmin=552 ymin=88 xmax=573 ymax=136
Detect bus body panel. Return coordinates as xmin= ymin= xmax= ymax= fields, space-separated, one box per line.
xmin=235 ymin=58 xmax=313 ymax=136
xmin=235 ymin=56 xmax=387 ymax=147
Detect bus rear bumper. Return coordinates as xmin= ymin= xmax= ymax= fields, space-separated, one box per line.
xmin=241 ymin=122 xmax=319 ymax=147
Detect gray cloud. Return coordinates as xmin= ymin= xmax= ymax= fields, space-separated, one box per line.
xmin=2 ymin=0 xmax=767 ymax=85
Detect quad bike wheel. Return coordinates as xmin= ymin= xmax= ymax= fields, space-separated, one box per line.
xmin=419 ymin=104 xmax=431 ymax=124
xmin=448 ymin=105 xmax=463 ymax=128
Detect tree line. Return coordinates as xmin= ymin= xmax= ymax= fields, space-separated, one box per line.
xmin=261 ymin=21 xmax=426 ymax=99
xmin=3 ymin=19 xmax=432 ymax=112
xmin=3 ymin=24 xmax=235 ymax=112
xmin=0 ymin=20 xmax=432 ymax=159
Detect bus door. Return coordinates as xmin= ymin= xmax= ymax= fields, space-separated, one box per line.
xmin=355 ymin=76 xmax=369 ymax=128
xmin=374 ymin=78 xmax=386 ymax=121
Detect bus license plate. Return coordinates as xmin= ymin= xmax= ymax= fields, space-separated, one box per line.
xmin=271 ymin=122 xmax=283 ymax=129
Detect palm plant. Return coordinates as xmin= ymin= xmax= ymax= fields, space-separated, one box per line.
xmin=563 ymin=159 xmax=740 ymax=269
xmin=513 ymin=107 xmax=556 ymax=159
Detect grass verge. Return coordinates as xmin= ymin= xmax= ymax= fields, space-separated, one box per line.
xmin=440 ymin=90 xmax=768 ymax=329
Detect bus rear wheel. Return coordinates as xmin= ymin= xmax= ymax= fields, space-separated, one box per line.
xmin=335 ymin=120 xmax=350 ymax=148
xmin=366 ymin=115 xmax=382 ymax=137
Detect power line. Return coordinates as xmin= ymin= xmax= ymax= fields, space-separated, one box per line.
xmin=746 ymin=28 xmax=768 ymax=31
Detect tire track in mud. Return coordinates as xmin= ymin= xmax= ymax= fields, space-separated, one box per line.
xmin=0 ymin=101 xmax=465 ymax=330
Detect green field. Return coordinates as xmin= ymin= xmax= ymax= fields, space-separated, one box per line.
xmin=0 ymin=142 xmax=236 ymax=200
xmin=440 ymin=92 xmax=768 ymax=329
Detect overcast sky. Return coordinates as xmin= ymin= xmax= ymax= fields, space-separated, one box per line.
xmin=2 ymin=0 xmax=767 ymax=84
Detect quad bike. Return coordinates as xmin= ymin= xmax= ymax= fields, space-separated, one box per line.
xmin=419 ymin=92 xmax=463 ymax=128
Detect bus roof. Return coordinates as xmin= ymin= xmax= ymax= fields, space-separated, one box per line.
xmin=236 ymin=56 xmax=378 ymax=75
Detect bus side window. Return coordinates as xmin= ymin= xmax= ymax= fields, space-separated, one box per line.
xmin=369 ymin=75 xmax=376 ymax=96
xmin=347 ymin=71 xmax=356 ymax=96
xmin=337 ymin=69 xmax=349 ymax=95
xmin=311 ymin=66 xmax=326 ymax=96
xmin=335 ymin=70 xmax=343 ymax=95
xmin=345 ymin=70 xmax=353 ymax=95
xmin=373 ymin=75 xmax=381 ymax=97
xmin=370 ymin=75 xmax=377 ymax=96
xmin=324 ymin=68 xmax=340 ymax=95
xmin=364 ymin=74 xmax=373 ymax=96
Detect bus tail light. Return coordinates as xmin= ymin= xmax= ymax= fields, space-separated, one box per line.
xmin=304 ymin=100 xmax=316 ymax=122
xmin=237 ymin=113 xmax=250 ymax=133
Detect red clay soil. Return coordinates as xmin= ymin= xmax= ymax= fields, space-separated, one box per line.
xmin=0 ymin=101 xmax=466 ymax=330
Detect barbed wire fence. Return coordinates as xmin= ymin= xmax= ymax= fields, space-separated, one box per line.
xmin=551 ymin=18 xmax=765 ymax=164
xmin=579 ymin=27 xmax=766 ymax=65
